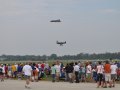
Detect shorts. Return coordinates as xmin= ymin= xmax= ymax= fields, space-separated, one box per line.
xmin=35 ymin=76 xmax=38 ymax=79
xmin=86 ymin=73 xmax=92 ymax=79
xmin=105 ymin=73 xmax=111 ymax=82
xmin=111 ymin=74 xmax=117 ymax=80
xmin=8 ymin=71 xmax=12 ymax=77
xmin=68 ymin=73 xmax=73 ymax=79
xmin=97 ymin=73 xmax=103 ymax=82
xmin=56 ymin=72 xmax=60 ymax=77
xmin=24 ymin=75 xmax=31 ymax=79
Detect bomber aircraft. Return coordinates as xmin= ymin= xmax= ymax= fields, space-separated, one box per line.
xmin=56 ymin=41 xmax=66 ymax=46
xmin=50 ymin=19 xmax=61 ymax=22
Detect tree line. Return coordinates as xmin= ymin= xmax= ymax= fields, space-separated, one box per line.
xmin=0 ymin=52 xmax=120 ymax=61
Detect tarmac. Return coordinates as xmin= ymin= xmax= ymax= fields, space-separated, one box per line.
xmin=0 ymin=80 xmax=120 ymax=90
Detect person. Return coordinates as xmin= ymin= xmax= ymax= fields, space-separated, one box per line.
xmin=0 ymin=64 xmax=4 ymax=82
xmin=80 ymin=63 xmax=86 ymax=82
xmin=104 ymin=60 xmax=112 ymax=88
xmin=34 ymin=66 xmax=39 ymax=82
xmin=51 ymin=64 xmax=56 ymax=82
xmin=117 ymin=67 xmax=120 ymax=81
xmin=4 ymin=64 xmax=8 ymax=78
xmin=38 ymin=62 xmax=42 ymax=80
xmin=86 ymin=62 xmax=92 ymax=82
xmin=55 ymin=61 xmax=61 ymax=82
xmin=17 ymin=64 xmax=23 ymax=80
xmin=8 ymin=64 xmax=12 ymax=78
xmin=65 ymin=63 xmax=69 ymax=81
xmin=11 ymin=64 xmax=17 ymax=78
xmin=74 ymin=62 xmax=80 ymax=83
xmin=92 ymin=67 xmax=97 ymax=82
xmin=110 ymin=62 xmax=118 ymax=87
xmin=41 ymin=62 xmax=45 ymax=70
xmin=96 ymin=61 xmax=104 ymax=88
xmin=68 ymin=63 xmax=74 ymax=83
xmin=22 ymin=62 xmax=32 ymax=89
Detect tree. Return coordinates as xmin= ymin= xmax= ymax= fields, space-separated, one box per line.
xmin=49 ymin=54 xmax=57 ymax=60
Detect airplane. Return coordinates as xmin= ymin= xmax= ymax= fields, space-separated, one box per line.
xmin=50 ymin=19 xmax=61 ymax=22
xmin=56 ymin=41 xmax=66 ymax=46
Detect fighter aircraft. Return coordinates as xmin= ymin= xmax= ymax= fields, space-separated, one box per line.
xmin=56 ymin=41 xmax=66 ymax=46
xmin=50 ymin=19 xmax=61 ymax=22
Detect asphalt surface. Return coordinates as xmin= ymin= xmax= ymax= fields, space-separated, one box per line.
xmin=0 ymin=80 xmax=120 ymax=90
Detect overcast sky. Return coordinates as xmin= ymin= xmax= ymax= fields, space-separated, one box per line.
xmin=0 ymin=0 xmax=120 ymax=56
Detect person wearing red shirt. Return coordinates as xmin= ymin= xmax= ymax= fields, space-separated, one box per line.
xmin=104 ymin=60 xmax=112 ymax=88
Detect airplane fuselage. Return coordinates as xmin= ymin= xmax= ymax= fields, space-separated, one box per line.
xmin=56 ymin=41 xmax=66 ymax=46
xmin=50 ymin=19 xmax=61 ymax=22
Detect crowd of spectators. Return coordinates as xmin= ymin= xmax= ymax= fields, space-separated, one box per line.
xmin=0 ymin=60 xmax=120 ymax=88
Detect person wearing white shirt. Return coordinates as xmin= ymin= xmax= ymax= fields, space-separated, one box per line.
xmin=110 ymin=62 xmax=118 ymax=87
xmin=23 ymin=63 xmax=32 ymax=89
xmin=74 ymin=62 xmax=80 ymax=83
xmin=55 ymin=61 xmax=61 ymax=82
xmin=96 ymin=61 xmax=104 ymax=88
xmin=86 ymin=62 xmax=92 ymax=82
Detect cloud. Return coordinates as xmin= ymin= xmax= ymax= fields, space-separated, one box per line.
xmin=98 ymin=9 xmax=119 ymax=14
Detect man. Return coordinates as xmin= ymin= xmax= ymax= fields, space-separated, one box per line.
xmin=51 ymin=64 xmax=56 ymax=82
xmin=23 ymin=63 xmax=32 ymax=89
xmin=110 ymin=62 xmax=118 ymax=87
xmin=65 ymin=63 xmax=69 ymax=81
xmin=68 ymin=63 xmax=74 ymax=83
xmin=104 ymin=60 xmax=112 ymax=88
xmin=74 ymin=62 xmax=80 ymax=83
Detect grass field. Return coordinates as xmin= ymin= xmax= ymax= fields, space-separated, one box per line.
xmin=0 ymin=60 xmax=76 ymax=66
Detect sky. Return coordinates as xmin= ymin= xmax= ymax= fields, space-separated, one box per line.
xmin=0 ymin=0 xmax=120 ymax=56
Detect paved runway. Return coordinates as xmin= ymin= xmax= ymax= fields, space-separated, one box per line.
xmin=0 ymin=80 xmax=120 ymax=90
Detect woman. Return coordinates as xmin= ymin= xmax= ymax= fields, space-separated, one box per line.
xmin=96 ymin=61 xmax=104 ymax=88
